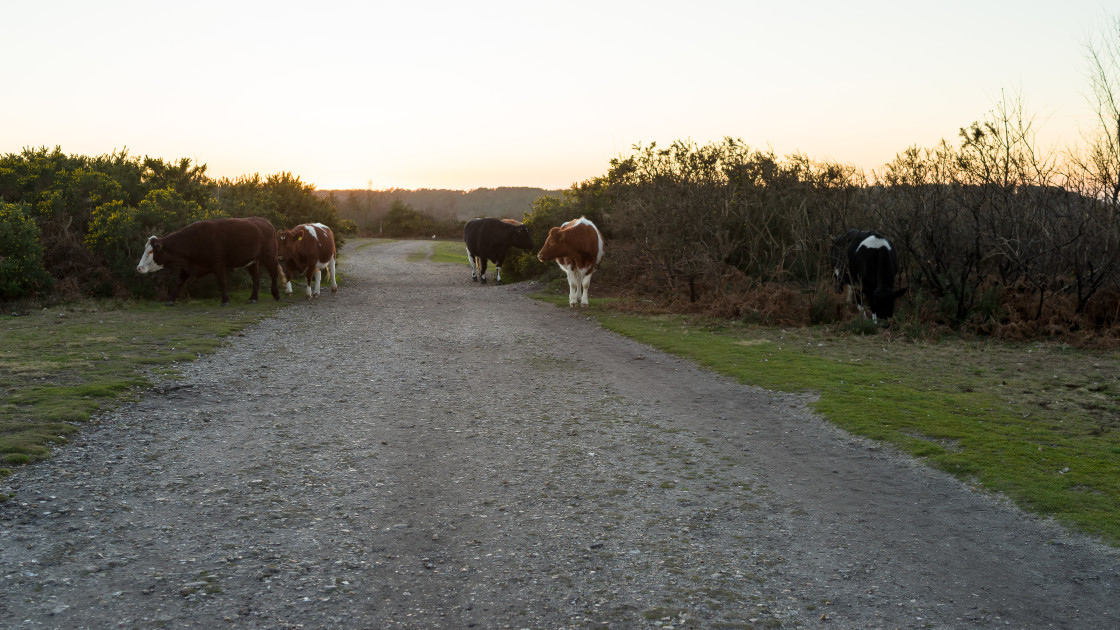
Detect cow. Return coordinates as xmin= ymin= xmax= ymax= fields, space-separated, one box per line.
xmin=136 ymin=217 xmax=281 ymax=306
xmin=276 ymin=222 xmax=338 ymax=299
xmin=463 ymin=217 xmax=534 ymax=285
xmin=831 ymin=229 xmax=907 ymax=321
xmin=536 ymin=217 xmax=605 ymax=307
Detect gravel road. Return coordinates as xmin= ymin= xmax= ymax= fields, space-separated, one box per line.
xmin=2 ymin=239 xmax=1118 ymax=629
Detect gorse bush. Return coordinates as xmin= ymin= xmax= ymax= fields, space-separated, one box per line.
xmin=0 ymin=147 xmax=344 ymax=303
xmin=85 ymin=188 xmax=224 ymax=298
xmin=0 ymin=202 xmax=52 ymax=300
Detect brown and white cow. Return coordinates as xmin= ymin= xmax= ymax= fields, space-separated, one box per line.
xmin=136 ymin=217 xmax=281 ymax=306
xmin=536 ymin=217 xmax=605 ymax=307
xmin=276 ymin=222 xmax=337 ymax=298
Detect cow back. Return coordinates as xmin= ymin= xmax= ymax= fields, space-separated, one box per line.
xmin=833 ymin=229 xmax=904 ymax=319
xmin=156 ymin=217 xmax=277 ymax=271
xmin=464 ymin=218 xmax=533 ymax=261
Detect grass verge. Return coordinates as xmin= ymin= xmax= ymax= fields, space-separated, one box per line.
xmin=0 ymin=298 xmax=289 ymax=475
xmin=410 ymin=239 xmax=469 ymax=265
xmin=538 ymin=294 xmax=1120 ymax=546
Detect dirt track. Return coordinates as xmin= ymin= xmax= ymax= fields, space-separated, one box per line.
xmin=2 ymin=239 xmax=1118 ymax=629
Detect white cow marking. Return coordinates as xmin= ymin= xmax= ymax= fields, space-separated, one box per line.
xmin=856 ymin=235 xmax=892 ymax=251
xmin=136 ymin=238 xmax=164 ymax=273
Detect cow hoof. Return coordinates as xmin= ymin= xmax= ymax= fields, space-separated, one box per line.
xmin=247 ymin=299 xmax=258 ymax=305
xmin=480 ymin=279 xmax=487 ymax=285
xmin=221 ymin=302 xmax=231 ymax=307
xmin=331 ymin=288 xmax=338 ymax=294
xmin=496 ymin=280 xmax=503 ymax=286
xmin=163 ymin=301 xmax=176 ymax=307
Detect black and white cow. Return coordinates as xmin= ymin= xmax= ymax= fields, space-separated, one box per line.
xmin=831 ymin=229 xmax=906 ymax=321
xmin=463 ymin=217 xmax=533 ymax=285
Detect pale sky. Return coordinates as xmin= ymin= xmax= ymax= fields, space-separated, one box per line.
xmin=3 ymin=1 xmax=1115 ymax=191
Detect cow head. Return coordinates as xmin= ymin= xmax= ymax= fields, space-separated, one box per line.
xmin=536 ymin=226 xmax=564 ymax=262
xmin=869 ymin=286 xmax=908 ymax=320
xmin=511 ymin=224 xmax=533 ymax=251
xmin=136 ymin=236 xmax=165 ymax=274
xmin=276 ymin=226 xmax=305 ymax=261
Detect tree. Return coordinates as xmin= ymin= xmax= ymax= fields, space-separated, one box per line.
xmin=1079 ymin=15 xmax=1120 ymax=204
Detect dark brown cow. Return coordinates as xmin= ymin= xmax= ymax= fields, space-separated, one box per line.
xmin=463 ymin=217 xmax=534 ymax=285
xmin=135 ymin=217 xmax=281 ymax=306
xmin=536 ymin=217 xmax=605 ymax=307
xmin=276 ymin=222 xmax=338 ymax=298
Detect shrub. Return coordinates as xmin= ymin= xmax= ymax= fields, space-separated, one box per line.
xmin=0 ymin=202 xmax=53 ymax=301
xmin=85 ymin=188 xmax=224 ymax=298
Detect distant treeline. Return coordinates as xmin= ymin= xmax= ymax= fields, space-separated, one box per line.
xmin=0 ymin=147 xmax=348 ymax=303
xmin=325 ymin=187 xmax=562 ymax=234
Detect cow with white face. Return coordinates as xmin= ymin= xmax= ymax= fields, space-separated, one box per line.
xmin=831 ymin=229 xmax=907 ymax=321
xmin=536 ymin=217 xmax=605 ymax=307
xmin=136 ymin=217 xmax=281 ymax=306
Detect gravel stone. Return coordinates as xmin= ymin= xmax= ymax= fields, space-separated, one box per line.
xmin=1 ymin=239 xmax=1118 ymax=629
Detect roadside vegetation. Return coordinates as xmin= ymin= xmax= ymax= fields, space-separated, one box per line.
xmin=0 ymin=149 xmax=352 ymax=304
xmin=502 ymin=17 xmax=1120 ymax=348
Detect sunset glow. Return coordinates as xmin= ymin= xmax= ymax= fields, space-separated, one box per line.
xmin=2 ymin=0 xmax=1112 ymax=191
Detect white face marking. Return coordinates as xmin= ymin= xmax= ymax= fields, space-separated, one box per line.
xmin=856 ymin=235 xmax=891 ymax=251
xmin=136 ymin=239 xmax=163 ymax=273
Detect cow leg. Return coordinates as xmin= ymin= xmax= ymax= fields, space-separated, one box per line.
xmin=312 ymin=267 xmax=323 ymax=297
xmin=265 ymin=258 xmax=280 ymax=301
xmin=328 ymin=257 xmax=338 ymax=293
xmin=467 ymin=248 xmax=478 ymax=281
xmin=580 ymin=271 xmax=593 ymax=307
xmin=167 ymin=269 xmax=191 ymax=306
xmin=246 ymin=261 xmax=261 ymax=304
xmin=216 ymin=267 xmax=233 ymax=306
xmin=478 ymin=257 xmax=488 ymax=284
xmin=495 ymin=264 xmax=503 ymax=285
xmin=303 ymin=270 xmax=314 ymax=299
xmin=561 ymin=264 xmax=579 ymax=307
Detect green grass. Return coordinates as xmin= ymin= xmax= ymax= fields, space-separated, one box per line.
xmin=0 ymin=298 xmax=289 ymax=470
xmin=405 ymin=239 xmax=468 ymax=265
xmin=557 ymin=304 xmax=1120 ymax=546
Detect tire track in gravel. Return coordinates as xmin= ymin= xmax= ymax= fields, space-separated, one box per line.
xmin=1 ymin=239 xmax=1118 ymax=629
